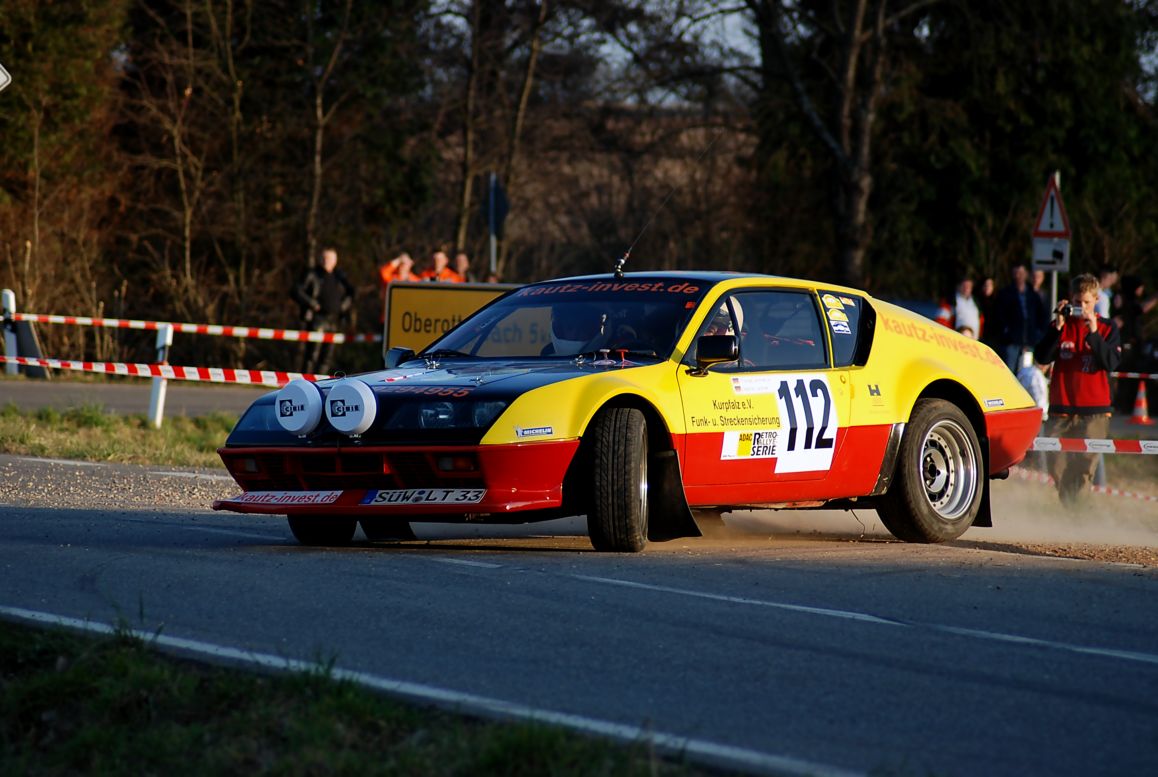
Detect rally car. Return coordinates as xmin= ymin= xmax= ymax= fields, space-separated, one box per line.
xmin=213 ymin=272 xmax=1042 ymax=552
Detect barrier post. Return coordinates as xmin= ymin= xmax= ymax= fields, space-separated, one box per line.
xmin=1 ymin=289 xmax=17 ymax=376
xmin=147 ymin=323 xmax=174 ymax=429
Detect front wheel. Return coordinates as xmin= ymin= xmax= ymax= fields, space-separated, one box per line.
xmin=877 ymin=399 xmax=983 ymax=543
xmin=287 ymin=516 xmax=357 ymax=546
xmin=586 ymin=407 xmax=649 ymax=552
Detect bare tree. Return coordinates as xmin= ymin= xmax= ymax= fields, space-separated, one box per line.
xmin=744 ymin=0 xmax=936 ymax=287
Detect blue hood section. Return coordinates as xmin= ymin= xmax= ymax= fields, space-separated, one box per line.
xmin=356 ymin=357 xmax=647 ymax=400
xmin=226 ymin=357 xmax=654 ymax=447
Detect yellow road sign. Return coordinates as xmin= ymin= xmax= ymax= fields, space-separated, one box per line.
xmin=383 ymin=281 xmax=516 ymax=352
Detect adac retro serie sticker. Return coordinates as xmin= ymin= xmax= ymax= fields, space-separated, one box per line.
xmin=821 ymin=294 xmax=844 ymax=309
xmin=721 ymin=430 xmax=780 ymax=460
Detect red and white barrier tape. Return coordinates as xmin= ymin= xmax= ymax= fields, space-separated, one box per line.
xmin=9 ymin=312 xmax=381 ymax=344
xmin=1010 ymin=466 xmax=1158 ymax=503
xmin=1030 ymin=437 xmax=1158 ymax=455
xmin=0 ymin=355 xmax=328 ymax=386
xmin=1110 ymin=371 xmax=1158 ymax=380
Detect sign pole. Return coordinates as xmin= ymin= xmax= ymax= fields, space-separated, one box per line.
xmin=488 ymin=173 xmax=497 ymax=277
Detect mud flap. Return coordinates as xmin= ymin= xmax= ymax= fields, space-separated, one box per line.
xmin=974 ymin=438 xmax=993 ymax=528
xmin=647 ymin=449 xmax=701 ymax=541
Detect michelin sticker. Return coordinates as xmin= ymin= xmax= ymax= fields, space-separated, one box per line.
xmin=728 ymin=373 xmax=839 ymax=473
xmin=516 ymin=425 xmax=553 ymax=437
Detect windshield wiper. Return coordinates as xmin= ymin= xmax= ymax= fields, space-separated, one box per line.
xmin=575 ymin=348 xmax=659 ymax=364
xmin=423 ymin=349 xmax=473 ymax=359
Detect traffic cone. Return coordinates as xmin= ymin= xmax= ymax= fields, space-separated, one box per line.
xmin=1128 ymin=381 xmax=1153 ymax=426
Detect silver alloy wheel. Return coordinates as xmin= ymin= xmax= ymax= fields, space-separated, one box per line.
xmin=637 ymin=448 xmax=649 ymax=523
xmin=920 ymin=418 xmax=978 ymax=520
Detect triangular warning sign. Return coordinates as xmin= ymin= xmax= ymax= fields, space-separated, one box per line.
xmin=1032 ymin=176 xmax=1071 ymax=238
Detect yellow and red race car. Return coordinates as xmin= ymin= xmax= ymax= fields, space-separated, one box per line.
xmin=213 ymin=272 xmax=1041 ymax=551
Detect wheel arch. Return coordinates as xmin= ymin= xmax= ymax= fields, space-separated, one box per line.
xmin=561 ymin=392 xmax=699 ymax=542
xmin=907 ymin=379 xmax=993 ymax=528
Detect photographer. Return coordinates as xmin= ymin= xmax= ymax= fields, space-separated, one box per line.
xmin=1033 ymin=273 xmax=1122 ymax=505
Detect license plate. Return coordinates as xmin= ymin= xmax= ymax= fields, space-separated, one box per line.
xmin=361 ymin=488 xmax=486 ymax=505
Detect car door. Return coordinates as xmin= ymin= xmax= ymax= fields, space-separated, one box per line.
xmin=676 ymin=288 xmax=852 ymax=501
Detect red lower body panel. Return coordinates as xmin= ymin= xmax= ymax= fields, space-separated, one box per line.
xmin=213 ymin=440 xmax=580 ymax=516
xmin=985 ymin=406 xmax=1043 ymax=473
xmin=675 ymin=424 xmax=894 ymax=506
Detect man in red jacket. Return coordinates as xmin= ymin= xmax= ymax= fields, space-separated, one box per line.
xmin=1033 ymin=273 xmax=1122 ymax=505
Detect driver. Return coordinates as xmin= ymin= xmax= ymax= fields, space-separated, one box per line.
xmin=547 ymin=303 xmax=605 ymax=355
xmin=705 ymin=298 xmax=744 ymax=337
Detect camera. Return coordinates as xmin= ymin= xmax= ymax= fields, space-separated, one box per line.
xmin=1064 ymin=304 xmax=1083 ymax=318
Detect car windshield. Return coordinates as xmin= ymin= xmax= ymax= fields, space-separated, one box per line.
xmin=425 ymin=277 xmax=712 ymax=359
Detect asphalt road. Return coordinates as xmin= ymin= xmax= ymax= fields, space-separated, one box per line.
xmin=2 ymin=455 xmax=1157 ymax=776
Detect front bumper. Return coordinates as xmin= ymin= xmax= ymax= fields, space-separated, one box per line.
xmin=212 ymin=439 xmax=580 ymax=516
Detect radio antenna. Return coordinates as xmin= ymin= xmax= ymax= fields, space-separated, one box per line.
xmin=613 ymin=127 xmax=725 ymax=278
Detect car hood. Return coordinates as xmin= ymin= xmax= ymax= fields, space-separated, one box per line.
xmin=226 ymin=357 xmax=658 ymax=446
xmin=353 ymin=357 xmax=653 ymax=398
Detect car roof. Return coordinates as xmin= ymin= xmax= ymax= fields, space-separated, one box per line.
xmin=526 ymin=271 xmax=871 ymax=298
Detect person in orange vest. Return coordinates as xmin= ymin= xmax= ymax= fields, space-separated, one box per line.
xmin=378 ymin=252 xmax=418 ymax=323
xmin=379 ymin=252 xmax=417 ymax=286
xmin=420 ymin=249 xmax=464 ymax=283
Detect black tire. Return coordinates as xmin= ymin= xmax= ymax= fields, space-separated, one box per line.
xmin=360 ymin=518 xmax=417 ymax=542
xmin=287 ymin=516 xmax=357 ymax=546
xmin=877 ymin=399 xmax=983 ymax=543
xmin=586 ymin=407 xmax=649 ymax=552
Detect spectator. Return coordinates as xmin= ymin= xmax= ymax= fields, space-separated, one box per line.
xmin=292 ymin=246 xmax=355 ymax=375
xmin=1032 ymin=268 xmax=1049 ymax=310
xmin=1033 ymin=273 xmax=1122 ymax=505
xmin=1095 ymin=263 xmax=1119 ymax=318
xmin=953 ymin=276 xmax=981 ymax=338
xmin=379 ymin=252 xmax=417 ymax=286
xmin=377 ymin=252 xmax=417 ymax=322
xmin=976 ymin=275 xmax=998 ymax=347
xmin=956 ymin=324 xmax=975 ymax=339
xmin=420 ymin=249 xmax=463 ymax=283
xmin=1113 ymin=274 xmax=1158 ymax=413
xmin=993 ymin=262 xmax=1049 ymax=372
xmin=454 ymin=251 xmax=475 ymax=283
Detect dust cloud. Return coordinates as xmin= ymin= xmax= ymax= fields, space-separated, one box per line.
xmin=705 ymin=467 xmax=1158 ymax=550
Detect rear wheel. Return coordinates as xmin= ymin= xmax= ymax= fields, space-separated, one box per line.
xmin=287 ymin=516 xmax=357 ymax=546
xmin=360 ymin=518 xmax=417 ymax=542
xmin=586 ymin=407 xmax=649 ymax=552
xmin=877 ymin=399 xmax=983 ymax=543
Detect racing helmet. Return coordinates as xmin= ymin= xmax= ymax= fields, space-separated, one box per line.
xmin=708 ymin=298 xmax=744 ymax=336
xmin=551 ymin=303 xmax=605 ymax=354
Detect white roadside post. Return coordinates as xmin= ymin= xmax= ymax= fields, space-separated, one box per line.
xmin=147 ymin=323 xmax=174 ymax=428
xmin=1 ymin=288 xmax=17 ymax=376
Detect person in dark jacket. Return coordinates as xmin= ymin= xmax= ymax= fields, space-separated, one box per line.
xmin=994 ymin=262 xmax=1050 ymax=372
xmin=1033 ymin=273 xmax=1122 ymax=505
xmin=292 ymin=247 xmax=355 ymax=374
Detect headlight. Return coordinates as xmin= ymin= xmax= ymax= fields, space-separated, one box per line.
xmin=471 ymin=401 xmax=508 ymax=428
xmin=383 ymin=400 xmax=509 ymax=431
xmin=420 ymin=402 xmax=455 ymax=429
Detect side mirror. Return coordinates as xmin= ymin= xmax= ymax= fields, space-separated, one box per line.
xmin=693 ymin=334 xmax=739 ymax=374
xmin=384 ymin=346 xmax=416 ymax=369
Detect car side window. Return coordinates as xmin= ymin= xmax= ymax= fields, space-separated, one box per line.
xmin=816 ymin=291 xmax=864 ymax=367
xmin=736 ymin=291 xmax=828 ymax=370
